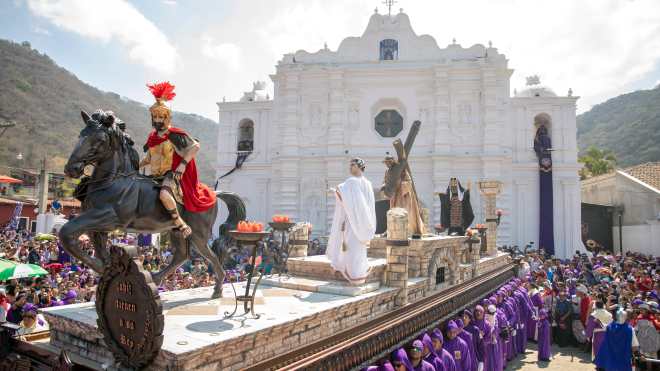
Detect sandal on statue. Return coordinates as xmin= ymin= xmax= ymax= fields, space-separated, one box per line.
xmin=167 ymin=207 xmax=192 ymax=238
xmin=173 ymin=221 xmax=192 ymax=238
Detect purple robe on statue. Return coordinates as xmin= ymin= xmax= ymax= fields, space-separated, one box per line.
xmin=534 ymin=124 xmax=555 ymax=255
xmin=445 ymin=321 xmax=473 ymax=371
xmin=537 ymin=309 xmax=552 ymax=361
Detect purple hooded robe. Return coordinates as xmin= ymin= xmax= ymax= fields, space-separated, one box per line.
xmin=456 ymin=319 xmax=478 ymax=371
xmin=420 ymin=333 xmax=445 ymax=371
xmin=432 ymin=328 xmax=457 ymax=371
xmin=444 ymin=321 xmax=473 ymax=371
xmin=537 ymin=309 xmax=551 ymax=361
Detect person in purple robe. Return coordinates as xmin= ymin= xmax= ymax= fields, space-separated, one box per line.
xmin=455 ymin=319 xmax=478 ymax=371
xmin=420 ymin=333 xmax=444 ymax=371
xmin=585 ymin=300 xmax=612 ymax=361
xmin=496 ymin=290 xmax=516 ymax=362
xmin=407 ymin=340 xmax=436 ymax=371
xmin=528 ymin=285 xmax=544 ymax=340
xmin=463 ymin=309 xmax=485 ymax=371
xmin=444 ymin=320 xmax=472 ymax=371
xmin=392 ymin=348 xmax=415 ymax=371
xmin=481 ymin=304 xmax=502 ymax=371
xmin=513 ymin=286 xmax=533 ymax=354
xmin=490 ymin=297 xmax=508 ymax=368
xmin=537 ymin=308 xmax=552 ymax=361
xmin=364 ymin=359 xmax=395 ymax=371
xmin=431 ymin=328 xmax=457 ymax=371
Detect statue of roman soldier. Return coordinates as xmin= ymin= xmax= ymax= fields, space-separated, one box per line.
xmin=139 ymin=82 xmax=216 ymax=237
xmin=438 ymin=177 xmax=474 ymax=235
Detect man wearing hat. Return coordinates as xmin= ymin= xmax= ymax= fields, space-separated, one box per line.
xmin=430 ymin=328 xmax=457 ymax=371
xmin=407 ymin=340 xmax=435 ymax=371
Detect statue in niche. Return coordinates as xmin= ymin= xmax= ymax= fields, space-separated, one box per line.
xmin=437 ymin=178 xmax=474 ymax=235
xmin=534 ymin=123 xmax=552 ymax=172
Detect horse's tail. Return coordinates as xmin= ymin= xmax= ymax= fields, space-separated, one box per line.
xmin=211 ymin=191 xmax=247 ymax=263
xmin=216 ymin=191 xmax=246 ymax=234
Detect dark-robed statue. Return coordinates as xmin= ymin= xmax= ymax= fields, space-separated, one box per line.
xmin=60 ymin=82 xmax=245 ymax=299
xmin=438 ymin=177 xmax=474 ymax=235
xmin=534 ymin=119 xmax=555 ymax=255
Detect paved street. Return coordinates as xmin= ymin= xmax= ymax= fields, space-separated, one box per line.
xmin=506 ymin=342 xmax=594 ymax=371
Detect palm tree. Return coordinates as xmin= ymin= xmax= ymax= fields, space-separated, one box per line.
xmin=579 ymin=146 xmax=617 ymax=179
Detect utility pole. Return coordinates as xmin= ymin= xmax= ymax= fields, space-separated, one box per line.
xmin=36 ymin=155 xmax=49 ymax=233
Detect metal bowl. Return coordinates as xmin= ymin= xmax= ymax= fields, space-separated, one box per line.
xmin=268 ymin=222 xmax=296 ymax=231
xmin=228 ymin=231 xmax=270 ymax=242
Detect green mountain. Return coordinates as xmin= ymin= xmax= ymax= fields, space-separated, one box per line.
xmin=577 ymin=85 xmax=660 ymax=167
xmin=0 ymin=39 xmax=218 ymax=184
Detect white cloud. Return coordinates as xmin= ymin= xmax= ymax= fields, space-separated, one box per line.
xmin=190 ymin=0 xmax=660 ymax=116
xmin=32 ymin=26 xmax=50 ymax=36
xmin=201 ymin=36 xmax=241 ymax=71
xmin=26 ymin=0 xmax=178 ymax=74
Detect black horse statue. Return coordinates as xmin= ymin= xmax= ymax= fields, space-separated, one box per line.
xmin=61 ymin=110 xmax=245 ymax=298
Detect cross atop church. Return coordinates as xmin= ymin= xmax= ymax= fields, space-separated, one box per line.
xmin=382 ymin=0 xmax=397 ymax=16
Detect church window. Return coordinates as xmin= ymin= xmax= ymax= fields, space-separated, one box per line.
xmin=375 ymin=109 xmax=403 ymax=138
xmin=237 ymin=119 xmax=254 ymax=153
xmin=380 ymin=39 xmax=398 ymax=61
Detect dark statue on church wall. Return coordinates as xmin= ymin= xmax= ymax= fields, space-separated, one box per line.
xmin=438 ymin=178 xmax=474 ymax=235
xmin=534 ymin=116 xmax=555 ymax=255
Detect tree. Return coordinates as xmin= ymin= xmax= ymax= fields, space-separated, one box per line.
xmin=579 ymin=146 xmax=617 ymax=179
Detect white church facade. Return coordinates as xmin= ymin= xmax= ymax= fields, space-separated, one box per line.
xmin=215 ymin=10 xmax=584 ymax=258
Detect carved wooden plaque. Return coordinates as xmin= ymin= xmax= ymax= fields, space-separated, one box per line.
xmin=96 ymin=244 xmax=164 ymax=369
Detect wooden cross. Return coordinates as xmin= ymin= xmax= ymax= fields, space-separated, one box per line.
xmin=382 ymin=120 xmax=421 ymax=199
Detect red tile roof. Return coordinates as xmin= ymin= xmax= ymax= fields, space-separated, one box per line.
xmin=622 ymin=162 xmax=660 ymax=190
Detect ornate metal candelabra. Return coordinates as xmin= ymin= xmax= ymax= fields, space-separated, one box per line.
xmin=268 ymin=221 xmax=296 ymax=275
xmin=224 ymin=230 xmax=269 ymax=320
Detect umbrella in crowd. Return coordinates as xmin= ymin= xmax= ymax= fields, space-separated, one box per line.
xmin=0 ymin=258 xmax=48 ymax=280
xmin=35 ymin=233 xmax=57 ymax=241
xmin=0 ymin=175 xmax=23 ymax=184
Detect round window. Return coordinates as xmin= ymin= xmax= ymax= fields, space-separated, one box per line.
xmin=375 ymin=110 xmax=403 ymax=138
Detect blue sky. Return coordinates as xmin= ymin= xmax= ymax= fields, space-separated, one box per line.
xmin=2 ymin=0 xmax=660 ymax=119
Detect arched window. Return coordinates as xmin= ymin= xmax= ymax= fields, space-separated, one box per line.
xmin=380 ymin=39 xmax=398 ymax=61
xmin=237 ymin=119 xmax=254 ymax=153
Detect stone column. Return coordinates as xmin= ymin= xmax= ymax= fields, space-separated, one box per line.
xmin=386 ymin=208 xmax=409 ymax=307
xmin=289 ymin=223 xmax=309 ymax=257
xmin=478 ymin=180 xmax=503 ymax=256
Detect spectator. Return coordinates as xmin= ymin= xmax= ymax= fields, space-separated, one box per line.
xmin=595 ymin=308 xmax=639 ymax=371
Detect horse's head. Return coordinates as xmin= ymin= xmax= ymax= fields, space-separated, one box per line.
xmin=64 ymin=110 xmax=121 ymax=178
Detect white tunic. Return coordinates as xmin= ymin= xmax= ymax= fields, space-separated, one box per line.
xmin=326 ymin=175 xmax=376 ymax=284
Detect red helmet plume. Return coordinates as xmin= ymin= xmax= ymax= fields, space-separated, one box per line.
xmin=147 ymin=81 xmax=176 ymax=102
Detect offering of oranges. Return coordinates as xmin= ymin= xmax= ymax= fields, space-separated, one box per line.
xmin=271 ymin=214 xmax=290 ymax=223
xmin=237 ymin=221 xmax=264 ymax=232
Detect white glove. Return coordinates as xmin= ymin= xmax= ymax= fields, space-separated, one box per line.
xmin=478 ymin=362 xmax=484 ymax=371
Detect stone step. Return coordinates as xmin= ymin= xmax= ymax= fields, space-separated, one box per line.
xmin=260 ymin=275 xmax=382 ymax=297
xmin=286 ymin=255 xmax=387 ymax=284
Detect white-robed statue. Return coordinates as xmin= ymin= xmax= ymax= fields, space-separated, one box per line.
xmin=326 ymin=158 xmax=376 ymax=285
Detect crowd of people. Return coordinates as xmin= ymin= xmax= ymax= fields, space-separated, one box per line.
xmin=365 ymin=250 xmax=660 ymax=371
xmin=0 ymin=228 xmax=254 ymax=330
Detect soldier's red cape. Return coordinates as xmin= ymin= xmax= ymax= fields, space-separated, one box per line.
xmin=145 ymin=127 xmax=217 ymax=212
